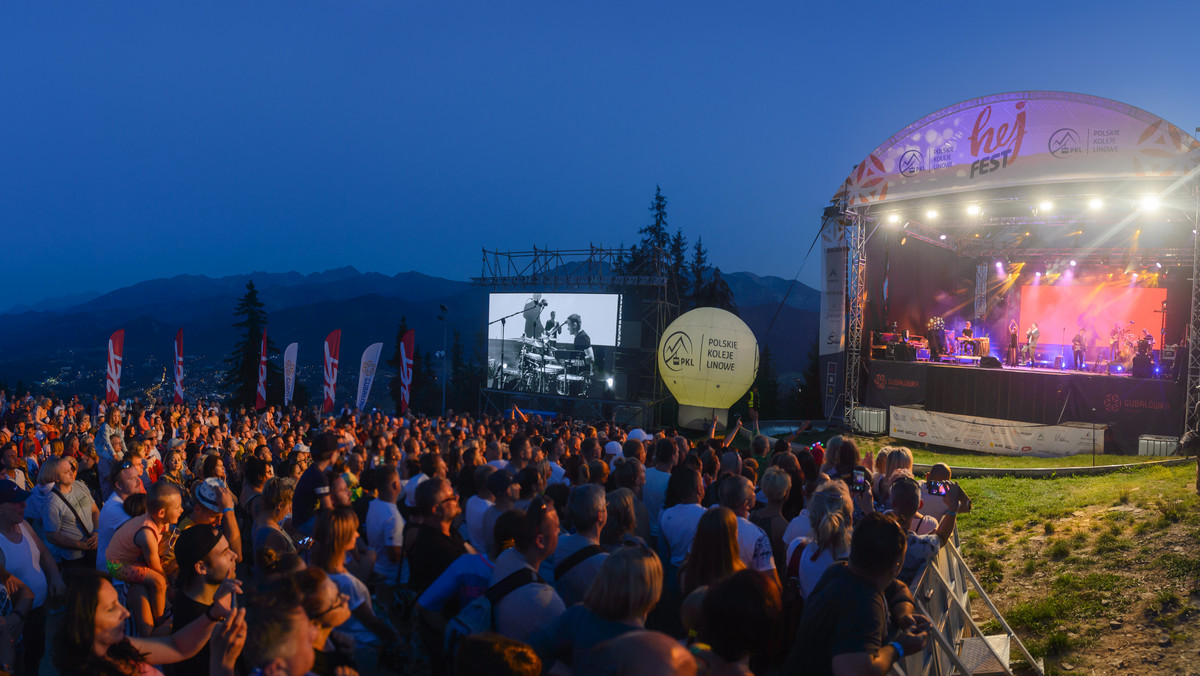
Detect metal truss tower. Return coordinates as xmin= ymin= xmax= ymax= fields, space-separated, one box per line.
xmin=843 ymin=206 xmax=868 ymax=432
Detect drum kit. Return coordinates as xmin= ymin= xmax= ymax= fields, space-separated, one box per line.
xmin=495 ymin=336 xmax=593 ymax=395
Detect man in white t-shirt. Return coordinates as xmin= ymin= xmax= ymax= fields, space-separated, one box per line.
xmin=366 ymin=465 xmax=406 ymax=624
xmin=404 ymin=453 xmax=445 ymax=509
xmin=97 ymin=458 xmax=146 ymax=571
xmin=366 ymin=465 xmax=406 ymax=584
xmin=718 ymin=475 xmax=778 ymax=580
xmin=659 ymin=467 xmax=707 ymax=567
xmin=465 ymin=465 xmax=496 ymax=554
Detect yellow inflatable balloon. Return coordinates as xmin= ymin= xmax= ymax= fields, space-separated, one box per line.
xmin=658 ymin=308 xmax=759 ymax=409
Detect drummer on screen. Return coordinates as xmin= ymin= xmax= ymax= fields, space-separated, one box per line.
xmin=565 ymin=313 xmax=595 ymax=376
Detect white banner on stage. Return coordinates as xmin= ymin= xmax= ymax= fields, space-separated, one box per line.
xmin=889 ymin=406 xmax=1104 ymax=457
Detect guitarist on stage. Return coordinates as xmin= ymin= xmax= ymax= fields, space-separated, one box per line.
xmin=1022 ymin=323 xmax=1040 ymax=367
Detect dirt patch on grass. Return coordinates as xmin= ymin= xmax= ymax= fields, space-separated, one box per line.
xmin=961 ymin=489 xmax=1200 ymax=675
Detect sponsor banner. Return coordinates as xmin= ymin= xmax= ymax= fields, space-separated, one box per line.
xmin=323 ymin=330 xmax=342 ymax=413
xmin=255 ymin=331 xmax=268 ymax=411
xmin=173 ymin=329 xmax=185 ymax=405
xmin=106 ymin=330 xmax=125 ymax=404
xmin=355 ymin=342 xmax=384 ymax=411
xmin=890 ymin=406 xmax=1103 ymax=457
xmin=658 ymin=308 xmax=759 ymax=410
xmin=397 ymin=330 xmax=415 ymax=415
xmin=820 ymin=240 xmax=846 ymax=356
xmin=866 ymin=361 xmax=926 ymax=408
xmin=283 ymin=343 xmax=298 ymax=407
xmin=835 ymin=91 xmax=1200 ymax=207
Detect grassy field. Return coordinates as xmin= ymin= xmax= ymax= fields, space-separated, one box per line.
xmin=849 ymin=435 xmax=1168 ymax=470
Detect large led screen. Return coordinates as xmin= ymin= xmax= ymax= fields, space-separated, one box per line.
xmin=1018 ymin=284 xmax=1167 ymax=357
xmin=486 ymin=293 xmax=621 ymax=397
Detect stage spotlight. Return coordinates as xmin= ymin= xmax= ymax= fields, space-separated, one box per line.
xmin=1035 ymin=271 xmax=1042 ymax=277
xmin=1131 ymin=272 xmax=1138 ymax=279
xmin=995 ymin=260 xmax=1003 ymax=268
xmin=900 ymin=237 xmax=907 ymax=245
xmin=1069 ymin=260 xmax=1076 ymax=267
xmin=938 ymin=234 xmax=947 ymax=240
xmin=926 ymin=209 xmax=939 ymax=220
xmin=967 ymin=204 xmax=981 ymax=216
xmin=606 ymin=376 xmax=614 ymax=388
xmin=1156 ymin=262 xmax=1162 ymax=269
xmin=1141 ymin=196 xmax=1160 ymax=212
xmin=1088 ymin=198 xmax=1104 ymax=210
xmin=1039 ymin=201 xmax=1053 ymax=212
xmin=887 ymin=213 xmax=900 ymax=224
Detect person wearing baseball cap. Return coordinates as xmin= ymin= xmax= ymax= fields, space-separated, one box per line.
xmin=177 ymin=478 xmax=243 ymax=566
xmin=171 ymin=525 xmax=241 ymax=676
xmin=0 ymin=479 xmax=64 ymax=672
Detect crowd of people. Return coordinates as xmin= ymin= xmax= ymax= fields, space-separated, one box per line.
xmin=0 ymin=391 xmax=973 ymax=675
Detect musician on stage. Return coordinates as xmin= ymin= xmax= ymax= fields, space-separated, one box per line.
xmin=1110 ymin=323 xmax=1123 ymax=361
xmin=544 ymin=311 xmax=561 ymax=345
xmin=1007 ymin=319 xmax=1019 ymax=366
xmin=1072 ymin=328 xmax=1087 ymax=371
xmin=565 ymin=313 xmax=595 ymax=376
xmin=1022 ymin=322 xmax=1040 ymax=366
xmin=523 ymin=293 xmax=547 ymax=339
xmin=960 ymin=321 xmax=975 ymax=356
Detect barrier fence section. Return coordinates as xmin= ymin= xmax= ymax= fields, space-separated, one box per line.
xmin=897 ymin=531 xmax=1044 ymax=676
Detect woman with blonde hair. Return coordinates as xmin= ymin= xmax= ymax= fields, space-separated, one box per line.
xmin=874 ymin=446 xmax=914 ymax=505
xmin=310 ymin=507 xmax=397 ymax=672
xmin=679 ymin=506 xmax=745 ymax=597
xmin=528 ymin=545 xmax=663 ymax=669
xmin=750 ymin=467 xmax=792 ymax=571
xmin=251 ymin=477 xmax=297 ymax=570
xmin=786 ymin=480 xmax=853 ymax=598
xmin=26 ymin=456 xmax=61 ymax=539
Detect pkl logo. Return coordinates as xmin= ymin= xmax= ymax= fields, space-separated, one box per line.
xmin=918 ymin=431 xmax=927 ymax=437
xmin=898 ymin=150 xmax=923 ymax=177
xmin=874 ymin=373 xmax=887 ymax=389
xmin=1048 ymin=128 xmax=1081 ymax=158
xmin=661 ymin=332 xmax=694 ymax=372
xmin=1104 ymin=393 xmax=1122 ymax=413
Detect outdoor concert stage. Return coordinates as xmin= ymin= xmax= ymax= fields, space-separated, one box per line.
xmin=865 ymin=358 xmax=1182 ymax=453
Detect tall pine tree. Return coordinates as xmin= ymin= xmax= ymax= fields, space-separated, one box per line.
xmin=689 ymin=236 xmax=709 ymax=310
xmin=668 ymin=228 xmax=688 ymax=307
xmin=222 ymin=281 xmax=283 ymax=409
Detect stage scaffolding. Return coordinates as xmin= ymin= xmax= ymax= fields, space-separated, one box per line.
xmin=471 ymin=246 xmax=672 ymax=421
xmin=835 ymin=182 xmax=1200 ymax=438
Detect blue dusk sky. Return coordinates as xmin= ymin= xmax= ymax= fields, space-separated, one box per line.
xmin=3 ymin=1 xmax=1199 ymax=308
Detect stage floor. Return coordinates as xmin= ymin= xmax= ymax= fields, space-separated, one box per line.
xmin=866 ymin=358 xmax=1182 ymax=452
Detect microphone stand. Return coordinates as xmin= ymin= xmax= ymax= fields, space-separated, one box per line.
xmin=1061 ymin=327 xmax=1066 ymax=371
xmin=489 ymin=308 xmax=528 ymax=389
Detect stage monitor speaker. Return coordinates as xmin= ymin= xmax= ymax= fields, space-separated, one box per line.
xmin=1131 ymin=354 xmax=1153 ymax=379
xmin=980 ymin=356 xmax=1002 ymax=369
xmin=895 ymin=344 xmax=916 ymax=362
xmin=1054 ymin=356 xmax=1063 ymax=370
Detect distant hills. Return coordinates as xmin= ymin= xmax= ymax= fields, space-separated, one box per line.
xmin=0 ymin=267 xmax=818 ymax=402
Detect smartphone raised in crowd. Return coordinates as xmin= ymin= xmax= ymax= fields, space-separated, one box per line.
xmin=927 ymin=480 xmax=951 ymax=496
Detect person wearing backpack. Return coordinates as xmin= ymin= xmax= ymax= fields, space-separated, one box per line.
xmin=547 ymin=484 xmax=607 ymax=607
xmin=490 ymin=495 xmax=565 ymax=642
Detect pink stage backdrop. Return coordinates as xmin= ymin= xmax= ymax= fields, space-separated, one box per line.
xmin=1019 ymin=284 xmax=1166 ymax=344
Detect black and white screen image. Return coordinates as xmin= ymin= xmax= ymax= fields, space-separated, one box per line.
xmin=486 ymin=293 xmax=621 ymax=397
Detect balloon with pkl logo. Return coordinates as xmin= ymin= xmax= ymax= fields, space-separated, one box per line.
xmin=658 ymin=308 xmax=759 ymax=414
